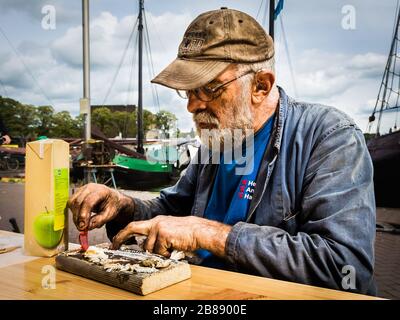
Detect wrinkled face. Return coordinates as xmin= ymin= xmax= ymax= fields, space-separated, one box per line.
xmin=187 ymin=65 xmax=255 ymax=150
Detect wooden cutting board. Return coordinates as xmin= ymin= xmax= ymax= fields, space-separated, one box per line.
xmin=55 ymin=244 xmax=191 ymax=295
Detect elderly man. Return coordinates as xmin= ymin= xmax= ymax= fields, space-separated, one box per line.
xmin=69 ymin=8 xmax=376 ymax=294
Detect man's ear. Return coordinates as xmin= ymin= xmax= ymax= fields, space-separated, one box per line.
xmin=251 ymin=70 xmax=275 ymax=104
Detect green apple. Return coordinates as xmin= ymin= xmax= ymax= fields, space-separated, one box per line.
xmin=33 ymin=213 xmax=63 ymax=249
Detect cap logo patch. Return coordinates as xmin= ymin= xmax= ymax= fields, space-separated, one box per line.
xmin=180 ymin=31 xmax=205 ymax=55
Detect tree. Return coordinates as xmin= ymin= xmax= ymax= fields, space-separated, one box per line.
xmin=0 ymin=96 xmax=84 ymax=140
xmin=36 ymin=105 xmax=54 ymax=136
xmin=14 ymin=103 xmax=38 ymax=139
xmin=155 ymin=110 xmax=177 ymax=138
xmin=0 ymin=96 xmax=36 ymax=138
xmin=51 ymin=111 xmax=83 ymax=138
xmin=112 ymin=111 xmax=136 ymax=138
xmin=143 ymin=109 xmax=156 ymax=136
xmin=90 ymin=107 xmax=158 ymax=138
xmin=91 ymin=107 xmax=116 ymax=137
xmin=0 ymin=96 xmax=171 ymax=140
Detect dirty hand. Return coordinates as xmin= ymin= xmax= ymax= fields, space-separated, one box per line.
xmin=111 ymin=215 xmax=232 ymax=258
xmin=68 ymin=183 xmax=134 ymax=231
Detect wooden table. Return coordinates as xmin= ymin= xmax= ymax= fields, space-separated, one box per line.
xmin=0 ymin=231 xmax=381 ymax=300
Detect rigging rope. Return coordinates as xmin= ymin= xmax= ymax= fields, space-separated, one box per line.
xmin=279 ymin=14 xmax=298 ymax=98
xmin=142 ymin=29 xmax=155 ymax=108
xmin=255 ymin=1 xmax=298 ymax=98
xmin=0 ymin=24 xmax=55 ymax=108
xmin=369 ymin=0 xmax=400 ymax=134
xmin=143 ymin=10 xmax=161 ymax=113
xmin=101 ymin=17 xmax=139 ymax=106
xmin=143 ymin=33 xmax=158 ymax=113
xmin=256 ymin=0 xmax=265 ymax=21
xmin=102 ymin=5 xmax=163 ymax=136
xmin=262 ymin=1 xmax=269 ymax=29
xmin=123 ymin=31 xmax=139 ymax=137
xmin=147 ymin=10 xmax=167 ymax=57
xmin=255 ymin=0 xmax=269 ymax=33
xmin=0 ymin=79 xmax=9 ymax=97
xmin=126 ymin=31 xmax=139 ymax=105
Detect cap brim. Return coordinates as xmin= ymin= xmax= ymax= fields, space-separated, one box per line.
xmin=151 ymin=58 xmax=231 ymax=90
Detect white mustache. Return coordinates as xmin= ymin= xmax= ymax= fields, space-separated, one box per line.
xmin=193 ymin=111 xmax=220 ymax=127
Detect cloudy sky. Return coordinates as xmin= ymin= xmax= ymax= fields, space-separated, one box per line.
xmin=0 ymin=0 xmax=398 ymax=133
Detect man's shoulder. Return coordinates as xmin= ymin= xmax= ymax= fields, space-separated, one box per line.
xmin=285 ymin=96 xmax=360 ymax=142
xmin=287 ymin=97 xmax=356 ymax=126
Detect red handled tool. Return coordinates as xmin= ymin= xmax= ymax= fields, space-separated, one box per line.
xmin=79 ymin=230 xmax=89 ymax=252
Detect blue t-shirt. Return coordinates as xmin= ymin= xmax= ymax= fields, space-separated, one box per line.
xmin=198 ymin=115 xmax=275 ymax=268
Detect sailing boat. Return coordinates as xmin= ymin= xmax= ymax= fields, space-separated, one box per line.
xmin=100 ymin=0 xmax=177 ymax=190
xmin=90 ymin=0 xmax=285 ymax=189
xmin=80 ymin=0 xmax=178 ymax=190
xmin=367 ymin=5 xmax=400 ymax=208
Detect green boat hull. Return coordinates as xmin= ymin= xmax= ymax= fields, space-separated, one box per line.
xmin=113 ymin=154 xmax=172 ymax=173
xmin=112 ymin=154 xmax=174 ymax=190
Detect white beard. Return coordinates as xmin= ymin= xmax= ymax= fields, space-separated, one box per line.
xmin=194 ymin=93 xmax=254 ymax=152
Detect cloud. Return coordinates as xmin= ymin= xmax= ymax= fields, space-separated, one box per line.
xmin=277 ymin=49 xmax=386 ymax=100
xmin=50 ymin=10 xmax=192 ymax=69
xmin=51 ymin=11 xmax=128 ymax=69
xmin=0 ymin=9 xmax=194 ymax=130
xmin=0 ymin=40 xmax=57 ymax=92
xmin=0 ymin=0 xmax=46 ymax=16
xmin=275 ymin=48 xmax=388 ymax=132
xmin=51 ymin=25 xmax=83 ymax=68
xmin=0 ymin=7 xmax=393 ymax=133
xmin=0 ymin=0 xmax=80 ymax=23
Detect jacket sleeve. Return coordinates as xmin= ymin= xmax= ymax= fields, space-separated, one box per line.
xmin=131 ymin=160 xmax=198 ymax=220
xmin=106 ymin=157 xmax=198 ymax=240
xmin=225 ymin=124 xmax=376 ymax=294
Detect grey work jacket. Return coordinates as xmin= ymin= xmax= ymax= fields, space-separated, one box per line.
xmin=108 ymin=87 xmax=376 ymax=295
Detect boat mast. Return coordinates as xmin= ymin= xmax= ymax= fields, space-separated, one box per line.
xmin=369 ymin=7 xmax=400 ymax=135
xmin=269 ymin=0 xmax=275 ymax=40
xmin=137 ymin=0 xmax=145 ymax=154
xmin=81 ymin=0 xmax=92 ymax=183
xmin=378 ymin=8 xmax=400 ymax=134
xmin=82 ymin=0 xmax=91 ymax=141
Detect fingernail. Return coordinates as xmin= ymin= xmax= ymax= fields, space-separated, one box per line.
xmin=113 ymin=241 xmax=120 ymax=250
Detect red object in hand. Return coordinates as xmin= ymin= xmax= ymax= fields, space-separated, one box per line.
xmin=79 ymin=230 xmax=89 ymax=252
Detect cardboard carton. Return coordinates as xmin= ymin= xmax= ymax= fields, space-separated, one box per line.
xmin=24 ymin=139 xmax=69 ymax=257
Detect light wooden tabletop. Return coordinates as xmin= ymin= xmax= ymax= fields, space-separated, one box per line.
xmin=0 ymin=231 xmax=381 ymax=300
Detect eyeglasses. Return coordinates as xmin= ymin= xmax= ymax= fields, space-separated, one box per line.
xmin=177 ymin=69 xmax=255 ymax=102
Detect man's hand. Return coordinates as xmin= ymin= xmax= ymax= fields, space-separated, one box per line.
xmin=111 ymin=215 xmax=232 ymax=258
xmin=68 ymin=183 xmax=134 ymax=231
xmin=1 ymin=135 xmax=11 ymax=145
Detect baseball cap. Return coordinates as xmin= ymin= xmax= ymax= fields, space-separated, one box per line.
xmin=151 ymin=7 xmax=274 ymax=90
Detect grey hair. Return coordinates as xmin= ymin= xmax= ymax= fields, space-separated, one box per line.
xmin=235 ymin=57 xmax=276 ymax=88
xmin=236 ymin=57 xmax=275 ymax=74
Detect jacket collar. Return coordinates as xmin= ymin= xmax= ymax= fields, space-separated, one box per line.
xmin=271 ymin=86 xmax=289 ymax=155
xmin=243 ymin=86 xmax=289 ymax=221
xmin=194 ymin=86 xmax=290 ymax=219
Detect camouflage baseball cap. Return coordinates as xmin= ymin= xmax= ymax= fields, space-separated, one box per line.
xmin=151 ymin=7 xmax=274 ymax=90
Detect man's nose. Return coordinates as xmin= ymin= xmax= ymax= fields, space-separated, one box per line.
xmin=187 ymin=95 xmax=207 ymax=114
